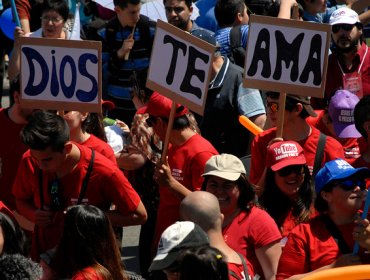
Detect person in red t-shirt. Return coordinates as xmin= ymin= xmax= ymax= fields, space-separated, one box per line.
xmin=307 ymin=90 xmax=364 ymax=165
xmin=318 ymin=8 xmax=370 ymax=109
xmin=12 ymin=110 xmax=147 ymax=260
xmin=146 ymin=92 xmax=218 ymax=257
xmin=277 ymin=159 xmax=370 ymax=280
xmin=180 ymin=191 xmax=254 ymax=280
xmin=250 ymin=93 xmax=344 ymax=186
xmin=62 ymin=110 xmax=117 ymax=165
xmin=0 ymin=79 xmax=33 ymax=211
xmin=202 ymin=154 xmax=282 ymax=280
xmin=259 ymin=141 xmax=315 ymax=240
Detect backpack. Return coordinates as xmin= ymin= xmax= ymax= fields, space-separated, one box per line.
xmin=228 ymin=25 xmax=246 ymax=68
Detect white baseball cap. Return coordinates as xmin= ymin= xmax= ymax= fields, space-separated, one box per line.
xmin=149 ymin=221 xmax=209 ymax=271
xmin=329 ymin=7 xmax=360 ymax=25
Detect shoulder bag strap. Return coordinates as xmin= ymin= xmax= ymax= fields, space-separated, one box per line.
xmin=320 ymin=214 xmax=351 ymax=254
xmin=313 ymin=132 xmax=327 ymax=177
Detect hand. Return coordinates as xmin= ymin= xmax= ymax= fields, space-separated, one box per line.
xmin=353 ymin=217 xmax=370 ymax=250
xmin=34 ymin=208 xmax=54 ymax=227
xmin=117 ymin=37 xmax=134 ymax=59
xmin=154 ymin=157 xmax=174 ymax=188
xmin=267 ymin=137 xmax=284 ymax=149
xmin=115 ymin=119 xmax=130 ymax=134
xmin=14 ymin=26 xmax=26 ymax=41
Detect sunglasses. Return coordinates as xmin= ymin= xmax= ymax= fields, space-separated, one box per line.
xmin=267 ymin=101 xmax=279 ymax=113
xmin=276 ymin=165 xmax=305 ymax=177
xmin=332 ymin=24 xmax=355 ymax=34
xmin=334 ymin=179 xmax=366 ymax=191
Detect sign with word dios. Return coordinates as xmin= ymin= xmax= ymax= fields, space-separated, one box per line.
xmin=146 ymin=20 xmax=215 ymax=116
xmin=20 ymin=37 xmax=102 ymax=112
xmin=244 ymin=15 xmax=331 ymax=98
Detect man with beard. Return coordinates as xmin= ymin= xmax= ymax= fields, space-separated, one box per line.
xmin=324 ymin=7 xmax=370 ymax=105
xmin=164 ymin=0 xmax=213 ymax=34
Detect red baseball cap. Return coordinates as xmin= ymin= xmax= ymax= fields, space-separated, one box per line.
xmin=145 ymin=92 xmax=188 ymax=118
xmin=102 ymin=100 xmax=115 ymax=111
xmin=266 ymin=141 xmax=306 ymax=171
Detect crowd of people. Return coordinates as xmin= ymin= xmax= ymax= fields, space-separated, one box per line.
xmin=2 ymin=0 xmax=370 ymax=279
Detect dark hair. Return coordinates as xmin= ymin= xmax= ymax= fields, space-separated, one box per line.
xmin=50 ymin=205 xmax=127 ymax=280
xmin=215 ymin=0 xmax=246 ymax=27
xmin=285 ymin=96 xmax=310 ymax=119
xmin=160 ymin=112 xmax=191 ymax=130
xmin=113 ymin=0 xmax=140 ymax=9
xmin=314 ymin=182 xmax=335 ymax=213
xmin=354 ymin=95 xmax=370 ymax=139
xmin=202 ymin=173 xmax=257 ymax=212
xmin=163 ymin=0 xmax=192 ymax=9
xmin=83 ymin=113 xmax=108 ymax=142
xmin=0 ymin=213 xmax=28 ymax=256
xmin=0 ymin=254 xmax=42 ymax=280
xmin=130 ymin=69 xmax=153 ymax=104
xmin=21 ymin=110 xmax=70 ymax=152
xmin=179 ymin=246 xmax=229 ymax=280
xmin=41 ymin=0 xmax=69 ymax=21
xmin=260 ymin=166 xmax=314 ymax=227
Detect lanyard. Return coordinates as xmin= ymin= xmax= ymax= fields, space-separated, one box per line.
xmin=337 ymin=47 xmax=368 ymax=76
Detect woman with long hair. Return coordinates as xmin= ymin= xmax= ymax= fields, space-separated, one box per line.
xmin=49 ymin=204 xmax=127 ymax=280
xmin=202 ymin=154 xmax=282 ymax=280
xmin=0 ymin=211 xmax=28 ymax=256
xmin=259 ymin=140 xmax=315 ymax=239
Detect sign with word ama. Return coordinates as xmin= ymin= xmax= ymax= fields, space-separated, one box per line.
xmin=20 ymin=37 xmax=102 ymax=112
xmin=244 ymin=15 xmax=331 ymax=98
xmin=147 ymin=20 xmax=215 ymax=116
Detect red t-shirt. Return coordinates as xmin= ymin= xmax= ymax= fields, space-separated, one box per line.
xmin=153 ymin=134 xmax=218 ymax=250
xmin=12 ymin=144 xmax=140 ymax=260
xmin=277 ymin=215 xmax=368 ymax=280
xmin=0 ymin=109 xmax=28 ymax=210
xmin=306 ymin=110 xmax=365 ymax=164
xmin=72 ymin=267 xmax=104 ymax=280
xmin=250 ymin=126 xmax=344 ymax=184
xmin=81 ymin=134 xmax=117 ymax=166
xmin=325 ymin=43 xmax=370 ymax=102
xmin=222 ymin=207 xmax=282 ymax=280
xmin=228 ymin=260 xmax=254 ymax=280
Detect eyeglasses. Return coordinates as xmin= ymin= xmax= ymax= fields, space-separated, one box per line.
xmin=334 ymin=179 xmax=366 ymax=191
xmin=332 ymin=24 xmax=355 ymax=34
xmin=267 ymin=101 xmax=279 ymax=113
xmin=276 ymin=165 xmax=305 ymax=177
xmin=146 ymin=115 xmax=157 ymax=127
xmin=165 ymin=6 xmax=184 ymax=14
xmin=41 ymin=16 xmax=63 ymax=24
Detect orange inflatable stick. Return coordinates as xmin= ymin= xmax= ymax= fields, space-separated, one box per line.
xmin=239 ymin=115 xmax=263 ymax=136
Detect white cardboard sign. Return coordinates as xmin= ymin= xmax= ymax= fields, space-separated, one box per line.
xmin=147 ymin=20 xmax=215 ymax=116
xmin=244 ymin=15 xmax=331 ymax=98
xmin=20 ymin=37 xmax=102 ymax=112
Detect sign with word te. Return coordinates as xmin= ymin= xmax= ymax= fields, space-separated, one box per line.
xmin=244 ymin=15 xmax=331 ymax=98
xmin=147 ymin=20 xmax=215 ymax=116
xmin=20 ymin=37 xmax=102 ymax=112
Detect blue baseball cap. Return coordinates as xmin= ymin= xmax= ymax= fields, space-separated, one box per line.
xmin=315 ymin=159 xmax=370 ymax=193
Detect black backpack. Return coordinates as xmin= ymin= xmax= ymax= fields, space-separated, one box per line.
xmin=228 ymin=25 xmax=246 ymax=68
